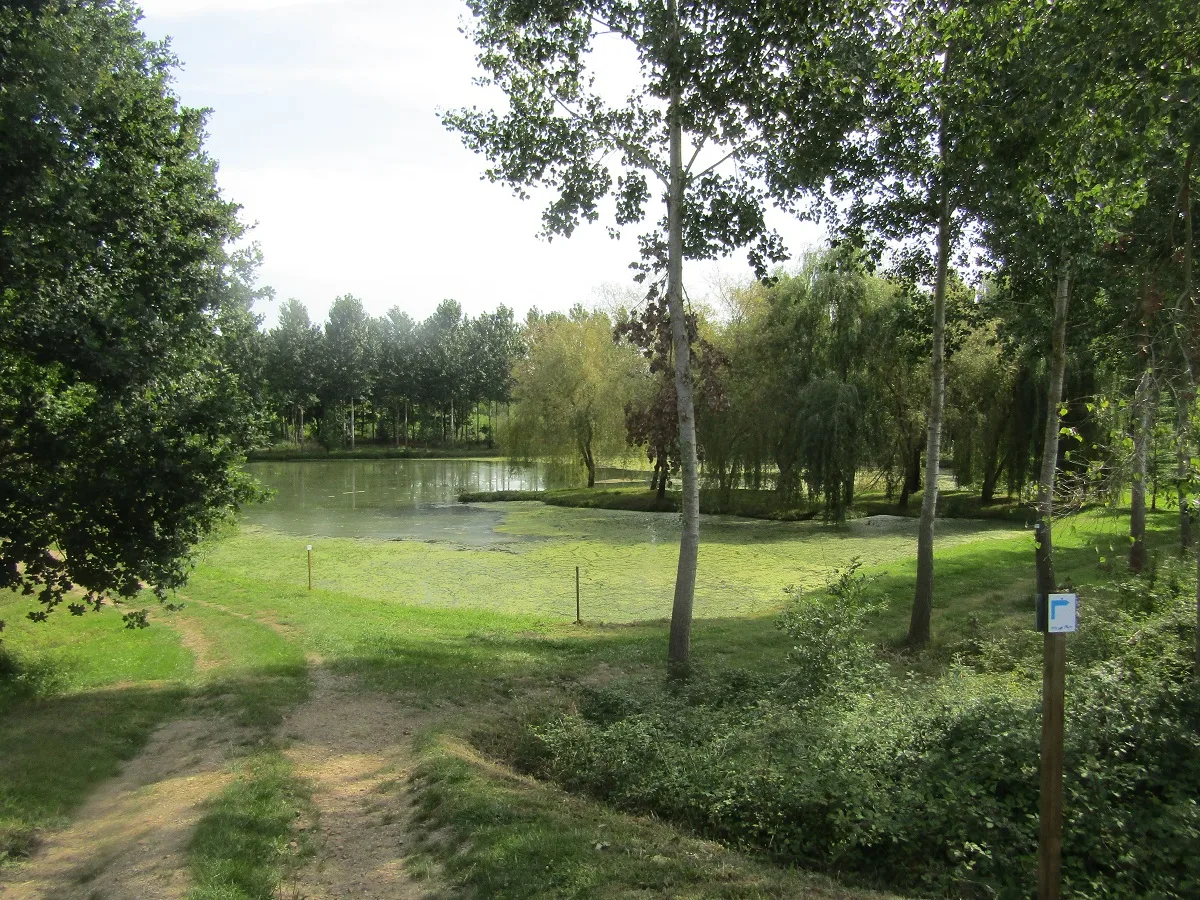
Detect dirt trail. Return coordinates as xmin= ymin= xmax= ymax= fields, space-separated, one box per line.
xmin=2 ymin=602 xmax=442 ymax=900
xmin=0 ymin=716 xmax=246 ymax=900
xmin=282 ymin=664 xmax=440 ymax=900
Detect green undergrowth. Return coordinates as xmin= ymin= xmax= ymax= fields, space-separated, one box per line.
xmin=188 ymin=750 xmax=314 ymax=900
xmin=513 ymin=553 xmax=1200 ymax=898
xmin=409 ymin=736 xmax=895 ymax=900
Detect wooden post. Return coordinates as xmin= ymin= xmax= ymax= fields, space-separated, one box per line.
xmin=1038 ymin=630 xmax=1067 ymax=899
xmin=575 ymin=566 xmax=581 ymax=624
xmin=307 ymin=545 xmax=313 ymax=592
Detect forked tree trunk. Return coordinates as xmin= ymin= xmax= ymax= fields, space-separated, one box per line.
xmin=1130 ymin=367 xmax=1153 ymax=573
xmin=664 ymin=10 xmax=701 ymax=672
xmin=908 ymin=47 xmax=954 ymax=648
xmin=1035 ymin=264 xmax=1072 ymax=597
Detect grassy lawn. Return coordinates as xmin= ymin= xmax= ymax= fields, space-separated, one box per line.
xmin=0 ymin=499 xmax=1184 ymax=895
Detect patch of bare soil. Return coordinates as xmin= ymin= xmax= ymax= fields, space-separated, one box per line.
xmin=170 ymin=616 xmax=220 ymax=673
xmin=282 ymin=667 xmax=442 ymax=900
xmin=0 ymin=717 xmax=249 ymax=900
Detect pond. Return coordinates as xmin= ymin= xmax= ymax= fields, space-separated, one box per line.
xmin=241 ymin=459 xmax=634 ymax=544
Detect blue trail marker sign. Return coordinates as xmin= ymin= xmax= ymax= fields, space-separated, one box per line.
xmin=1036 ymin=592 xmax=1078 ymax=633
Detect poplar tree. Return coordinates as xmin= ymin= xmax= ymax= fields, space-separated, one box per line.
xmin=444 ymin=0 xmax=789 ymax=668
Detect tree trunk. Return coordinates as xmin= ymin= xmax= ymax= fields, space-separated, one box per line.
xmin=980 ymin=418 xmax=1005 ymax=503
xmin=299 ymin=407 xmax=305 ymax=447
xmin=1035 ymin=264 xmax=1072 ymax=597
xmin=664 ymin=12 xmax=700 ymax=673
xmin=1130 ymin=367 xmax=1153 ymax=573
xmin=404 ymin=400 xmax=409 ymax=448
xmin=908 ymin=50 xmax=954 ymax=647
xmin=350 ymin=397 xmax=356 ymax=451
xmin=898 ymin=443 xmax=921 ymax=510
xmin=1177 ymin=395 xmax=1192 ymax=553
xmin=450 ymin=398 xmax=455 ymax=446
xmin=657 ymin=459 xmax=668 ymax=503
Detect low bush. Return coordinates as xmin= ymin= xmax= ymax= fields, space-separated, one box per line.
xmin=519 ymin=562 xmax=1200 ymax=897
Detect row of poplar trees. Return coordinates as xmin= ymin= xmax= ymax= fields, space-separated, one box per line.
xmin=444 ymin=0 xmax=1198 ymax=669
xmin=262 ymin=296 xmax=523 ymax=449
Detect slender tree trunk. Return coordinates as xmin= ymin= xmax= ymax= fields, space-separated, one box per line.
xmin=665 ymin=10 xmax=700 ymax=672
xmin=981 ymin=418 xmax=1005 ymax=503
xmin=1130 ymin=367 xmax=1153 ymax=573
xmin=1177 ymin=145 xmax=1200 ymax=673
xmin=657 ymin=459 xmax=668 ymax=503
xmin=899 ymin=443 xmax=921 ymax=510
xmin=1176 ymin=394 xmax=1192 ymax=553
xmin=908 ymin=50 xmax=954 ymax=647
xmin=404 ymin=400 xmax=409 ymax=447
xmin=1035 ymin=264 xmax=1072 ymax=597
xmin=299 ymin=407 xmax=304 ymax=447
xmin=650 ymin=458 xmax=661 ymax=492
xmin=350 ymin=397 xmax=356 ymax=450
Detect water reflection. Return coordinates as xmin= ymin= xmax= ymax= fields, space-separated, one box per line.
xmin=242 ymin=459 xmax=562 ymax=544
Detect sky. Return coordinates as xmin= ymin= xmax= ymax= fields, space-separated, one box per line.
xmin=135 ymin=0 xmax=824 ymax=327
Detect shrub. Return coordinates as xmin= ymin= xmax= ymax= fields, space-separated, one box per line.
xmin=775 ymin=558 xmax=884 ymax=703
xmin=523 ymin=564 xmax=1200 ymax=897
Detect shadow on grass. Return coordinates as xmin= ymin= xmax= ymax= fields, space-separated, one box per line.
xmin=0 ymin=660 xmax=308 ymax=867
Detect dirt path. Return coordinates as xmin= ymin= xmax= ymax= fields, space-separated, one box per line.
xmin=0 ymin=716 xmax=246 ymax=900
xmin=281 ymin=663 xmax=441 ymax=900
xmin=1 ymin=603 xmax=442 ymax=900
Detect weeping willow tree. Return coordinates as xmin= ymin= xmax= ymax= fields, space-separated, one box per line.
xmin=504 ymin=308 xmax=640 ymax=487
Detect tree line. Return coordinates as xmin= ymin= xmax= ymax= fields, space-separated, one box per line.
xmin=261 ymin=296 xmax=522 ymax=450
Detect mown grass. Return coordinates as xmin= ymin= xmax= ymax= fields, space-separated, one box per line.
xmin=188 ymin=750 xmax=314 ymax=900
xmin=202 ymin=505 xmax=1024 ymax=625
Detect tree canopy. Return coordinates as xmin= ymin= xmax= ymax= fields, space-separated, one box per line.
xmin=0 ymin=0 xmax=265 ymax=627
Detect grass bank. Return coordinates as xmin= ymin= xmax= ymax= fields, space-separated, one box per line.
xmin=461 ymin=484 xmax=1036 ymax=524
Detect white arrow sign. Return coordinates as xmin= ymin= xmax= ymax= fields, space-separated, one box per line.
xmin=1047 ymin=592 xmax=1077 ymax=633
